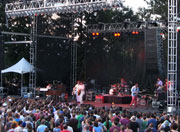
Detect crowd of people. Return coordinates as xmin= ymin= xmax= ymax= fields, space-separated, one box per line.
xmin=0 ymin=96 xmax=179 ymax=132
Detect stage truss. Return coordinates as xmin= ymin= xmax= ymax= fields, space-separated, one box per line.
xmin=87 ymin=22 xmax=144 ymax=33
xmin=167 ymin=0 xmax=178 ymax=113
xmin=5 ymin=0 xmax=121 ymax=18
xmin=4 ymin=0 xmax=121 ymax=96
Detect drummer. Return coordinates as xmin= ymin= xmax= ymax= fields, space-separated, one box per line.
xmin=119 ymin=78 xmax=130 ymax=94
xmin=120 ymin=78 xmax=127 ymax=88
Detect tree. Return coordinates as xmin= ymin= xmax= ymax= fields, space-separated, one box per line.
xmin=144 ymin=0 xmax=168 ymax=20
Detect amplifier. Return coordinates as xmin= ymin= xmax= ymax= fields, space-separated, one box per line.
xmin=95 ymin=95 xmax=104 ymax=103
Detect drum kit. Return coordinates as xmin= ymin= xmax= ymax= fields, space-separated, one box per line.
xmin=109 ymin=83 xmax=130 ymax=95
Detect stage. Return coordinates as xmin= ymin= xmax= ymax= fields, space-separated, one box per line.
xmin=95 ymin=94 xmax=132 ymax=104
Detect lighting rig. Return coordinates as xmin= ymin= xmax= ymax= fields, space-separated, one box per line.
xmin=4 ymin=0 xmax=122 ymax=96
xmin=87 ymin=22 xmax=144 ymax=37
xmin=5 ymin=0 xmax=121 ymax=18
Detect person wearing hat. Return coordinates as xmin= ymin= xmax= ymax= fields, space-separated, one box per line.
xmin=129 ymin=116 xmax=139 ymax=132
xmin=22 ymin=122 xmax=28 ymax=132
xmin=130 ymin=83 xmax=139 ymax=107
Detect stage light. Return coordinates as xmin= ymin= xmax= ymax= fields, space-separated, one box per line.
xmin=135 ymin=31 xmax=139 ymax=35
xmin=132 ymin=31 xmax=136 ymax=35
xmin=92 ymin=32 xmax=95 ymax=36
xmin=96 ymin=32 xmax=100 ymax=36
xmin=114 ymin=32 xmax=120 ymax=37
xmin=92 ymin=32 xmax=100 ymax=36
xmin=177 ymin=27 xmax=180 ymax=32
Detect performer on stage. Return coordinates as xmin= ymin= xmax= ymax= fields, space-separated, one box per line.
xmin=164 ymin=78 xmax=172 ymax=92
xmin=78 ymin=81 xmax=85 ymax=104
xmin=46 ymin=83 xmax=52 ymax=90
xmin=155 ymin=78 xmax=163 ymax=91
xmin=120 ymin=78 xmax=127 ymax=88
xmin=72 ymin=80 xmax=81 ymax=100
xmin=130 ymin=83 xmax=139 ymax=107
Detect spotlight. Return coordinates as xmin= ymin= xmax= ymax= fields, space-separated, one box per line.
xmin=92 ymin=32 xmax=96 ymax=36
xmin=135 ymin=31 xmax=139 ymax=35
xmin=132 ymin=31 xmax=136 ymax=35
xmin=92 ymin=32 xmax=100 ymax=36
xmin=96 ymin=32 xmax=100 ymax=36
xmin=114 ymin=32 xmax=120 ymax=37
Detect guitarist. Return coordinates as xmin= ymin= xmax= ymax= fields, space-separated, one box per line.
xmin=78 ymin=81 xmax=85 ymax=104
xmin=130 ymin=83 xmax=139 ymax=107
xmin=72 ymin=80 xmax=81 ymax=101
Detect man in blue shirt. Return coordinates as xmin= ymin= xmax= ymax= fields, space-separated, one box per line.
xmin=148 ymin=114 xmax=157 ymax=129
xmin=37 ymin=119 xmax=47 ymax=132
xmin=130 ymin=83 xmax=139 ymax=107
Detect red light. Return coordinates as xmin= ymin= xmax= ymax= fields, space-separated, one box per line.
xmin=34 ymin=14 xmax=38 ymax=16
xmin=92 ymin=32 xmax=96 ymax=36
xmin=96 ymin=32 xmax=99 ymax=36
xmin=132 ymin=31 xmax=136 ymax=35
xmin=177 ymin=29 xmax=180 ymax=32
xmin=117 ymin=33 xmax=120 ymax=36
xmin=135 ymin=31 xmax=139 ymax=35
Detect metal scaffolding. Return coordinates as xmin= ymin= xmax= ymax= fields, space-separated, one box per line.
xmin=5 ymin=0 xmax=121 ymax=18
xmin=29 ymin=15 xmax=38 ymax=97
xmin=70 ymin=14 xmax=77 ymax=89
xmin=167 ymin=0 xmax=178 ymax=113
xmin=87 ymin=22 xmax=144 ymax=33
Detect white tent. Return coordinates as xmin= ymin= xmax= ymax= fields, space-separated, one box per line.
xmin=1 ymin=58 xmax=33 ymax=74
xmin=0 ymin=58 xmax=34 ymax=95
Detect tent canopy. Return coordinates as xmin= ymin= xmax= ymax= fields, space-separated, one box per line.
xmin=1 ymin=58 xmax=34 ymax=74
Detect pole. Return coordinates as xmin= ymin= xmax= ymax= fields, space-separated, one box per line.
xmin=0 ymin=72 xmax=2 ymax=87
xmin=21 ymin=73 xmax=23 ymax=96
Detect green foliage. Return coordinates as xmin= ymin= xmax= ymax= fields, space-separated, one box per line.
xmin=143 ymin=0 xmax=168 ymax=20
xmin=0 ymin=1 xmax=6 ymax=29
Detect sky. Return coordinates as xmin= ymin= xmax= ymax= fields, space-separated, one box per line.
xmin=124 ymin=0 xmax=148 ymax=12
